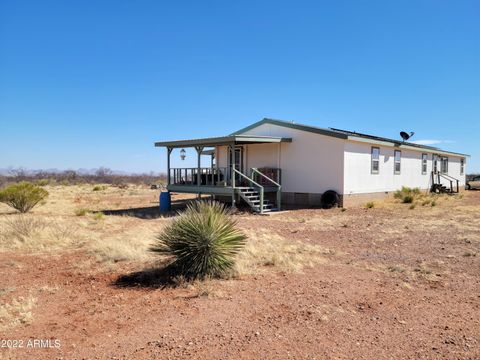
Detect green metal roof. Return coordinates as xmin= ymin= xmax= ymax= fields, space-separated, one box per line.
xmin=201 ymin=149 xmax=215 ymax=156
xmin=231 ymin=118 xmax=469 ymax=157
xmin=154 ymin=134 xmax=292 ymax=148
xmin=231 ymin=118 xmax=348 ymax=139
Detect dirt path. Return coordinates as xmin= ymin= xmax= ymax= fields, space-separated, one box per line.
xmin=1 ymin=191 xmax=479 ymax=359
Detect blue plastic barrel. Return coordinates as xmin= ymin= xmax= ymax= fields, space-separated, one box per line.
xmin=159 ymin=192 xmax=171 ymax=212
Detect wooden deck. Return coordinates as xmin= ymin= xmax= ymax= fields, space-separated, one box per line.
xmin=167 ymin=167 xmax=281 ymax=213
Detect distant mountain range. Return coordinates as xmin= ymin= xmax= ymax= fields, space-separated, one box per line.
xmin=0 ymin=167 xmax=161 ymax=176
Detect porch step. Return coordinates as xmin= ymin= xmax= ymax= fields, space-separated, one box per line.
xmin=238 ymin=189 xmax=277 ymax=213
xmin=237 ymin=180 xmax=279 ymax=213
xmin=252 ymin=206 xmax=277 ymax=213
xmin=250 ymin=200 xmax=272 ymax=205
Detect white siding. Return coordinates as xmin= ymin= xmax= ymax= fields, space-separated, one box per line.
xmin=216 ymin=144 xmax=279 ymax=179
xmin=216 ymin=146 xmax=229 ymax=169
xmin=217 ymin=122 xmax=467 ymax=195
xmin=344 ymin=141 xmax=466 ymax=194
xmin=245 ymin=143 xmax=279 ymax=170
xmin=446 ymin=156 xmax=466 ymax=186
xmin=239 ymin=123 xmax=345 ymax=194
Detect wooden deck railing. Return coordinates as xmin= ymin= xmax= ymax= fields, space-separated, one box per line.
xmin=169 ymin=167 xmax=229 ymax=186
xmin=169 ymin=166 xmax=282 ymax=213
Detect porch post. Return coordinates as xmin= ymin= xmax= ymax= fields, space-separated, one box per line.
xmin=167 ymin=147 xmax=172 ymax=185
xmin=210 ymin=153 xmax=214 ymax=186
xmin=195 ymin=146 xmax=204 ymax=198
xmin=277 ymin=189 xmax=281 ymax=211
xmin=230 ymin=143 xmax=236 ymax=209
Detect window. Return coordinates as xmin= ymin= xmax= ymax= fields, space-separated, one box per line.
xmin=394 ymin=150 xmax=401 ymax=174
xmin=440 ymin=157 xmax=448 ymax=174
xmin=433 ymin=154 xmax=438 ymax=173
xmin=371 ymin=147 xmax=380 ymax=174
xmin=422 ymin=154 xmax=428 ymax=174
xmin=460 ymin=158 xmax=465 ymax=175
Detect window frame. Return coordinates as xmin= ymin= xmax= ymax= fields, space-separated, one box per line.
xmin=432 ymin=154 xmax=438 ymax=173
xmin=440 ymin=156 xmax=448 ymax=174
xmin=460 ymin=158 xmax=465 ymax=175
xmin=371 ymin=147 xmax=380 ymax=174
xmin=394 ymin=150 xmax=401 ymax=175
xmin=421 ymin=153 xmax=428 ymax=175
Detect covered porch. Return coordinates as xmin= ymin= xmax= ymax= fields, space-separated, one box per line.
xmin=155 ymin=135 xmax=292 ymax=213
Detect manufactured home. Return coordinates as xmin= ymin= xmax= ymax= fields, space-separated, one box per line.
xmin=155 ymin=118 xmax=468 ymax=212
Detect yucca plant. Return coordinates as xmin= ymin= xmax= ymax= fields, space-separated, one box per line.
xmin=151 ymin=201 xmax=246 ymax=279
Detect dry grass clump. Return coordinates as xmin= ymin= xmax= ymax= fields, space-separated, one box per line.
xmin=234 ymin=230 xmax=332 ymax=275
xmin=394 ymin=187 xmax=421 ymax=203
xmin=365 ymin=202 xmax=375 ymax=209
xmin=87 ymin=220 xmax=162 ymax=263
xmin=74 ymin=208 xmax=90 ymax=216
xmin=0 ymin=295 xmax=36 ymax=331
xmin=88 ymin=235 xmax=155 ymax=263
xmin=392 ymin=187 xmax=450 ymax=209
xmin=169 ymin=275 xmax=224 ymax=297
xmin=0 ymin=215 xmax=80 ymax=251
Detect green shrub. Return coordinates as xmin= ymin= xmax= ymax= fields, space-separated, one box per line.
xmin=365 ymin=202 xmax=375 ymax=209
xmin=92 ymin=185 xmax=107 ymax=191
xmin=409 ymin=204 xmax=416 ymax=210
xmin=92 ymin=211 xmax=104 ymax=220
xmin=35 ymin=179 xmax=50 ymax=186
xmin=394 ymin=187 xmax=421 ymax=204
xmin=151 ymin=201 xmax=246 ymax=279
xmin=74 ymin=208 xmax=89 ymax=216
xmin=403 ymin=195 xmax=414 ymax=204
xmin=0 ymin=182 xmax=49 ymax=213
xmin=431 ymin=201 xmax=436 ymax=207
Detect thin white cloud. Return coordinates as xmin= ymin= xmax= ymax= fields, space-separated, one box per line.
xmin=411 ymin=139 xmax=442 ymax=145
xmin=411 ymin=139 xmax=455 ymax=146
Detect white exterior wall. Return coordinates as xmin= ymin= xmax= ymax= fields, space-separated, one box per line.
xmin=445 ymin=156 xmax=466 ymax=186
xmin=216 ymin=146 xmax=229 ymax=169
xmin=245 ymin=143 xmax=279 ymax=169
xmin=344 ymin=140 xmax=466 ymax=194
xmin=217 ymin=123 xmax=467 ymax=196
xmin=238 ymin=123 xmax=345 ymax=194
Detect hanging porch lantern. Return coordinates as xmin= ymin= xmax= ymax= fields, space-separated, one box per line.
xmin=180 ymin=148 xmax=186 ymax=161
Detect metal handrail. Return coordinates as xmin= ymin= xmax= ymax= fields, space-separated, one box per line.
xmin=437 ymin=172 xmax=459 ymax=193
xmin=233 ymin=167 xmax=265 ymax=213
xmin=251 ymin=168 xmax=281 ymax=188
xmin=251 ymin=167 xmax=282 ymax=211
xmin=432 ymin=171 xmax=460 ymax=193
xmin=437 ymin=172 xmax=457 ymax=181
xmin=232 ymin=168 xmax=264 ymax=190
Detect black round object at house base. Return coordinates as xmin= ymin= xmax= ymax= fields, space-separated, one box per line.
xmin=321 ymin=190 xmax=340 ymax=209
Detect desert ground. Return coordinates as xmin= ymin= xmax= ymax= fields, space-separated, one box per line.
xmin=0 ymin=184 xmax=479 ymax=359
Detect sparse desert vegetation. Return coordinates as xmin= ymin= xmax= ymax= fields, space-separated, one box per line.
xmin=0 ymin=184 xmax=478 ymax=359
xmin=151 ymin=201 xmax=246 ymax=279
xmin=0 ymin=182 xmax=49 ymax=213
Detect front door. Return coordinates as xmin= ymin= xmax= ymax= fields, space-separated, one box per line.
xmin=229 ymin=146 xmax=244 ymax=183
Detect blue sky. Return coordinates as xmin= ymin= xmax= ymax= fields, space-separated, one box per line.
xmin=0 ymin=0 xmax=478 ymax=173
